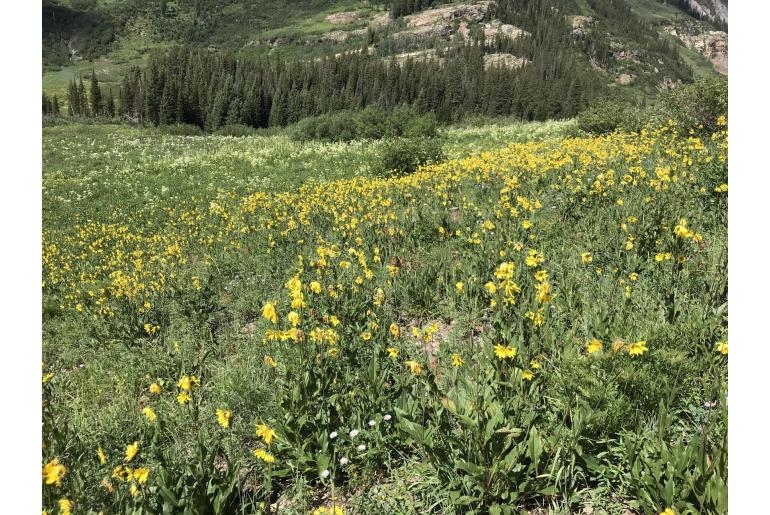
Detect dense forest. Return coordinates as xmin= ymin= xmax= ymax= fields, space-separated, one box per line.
xmin=44 ymin=0 xmax=705 ymax=128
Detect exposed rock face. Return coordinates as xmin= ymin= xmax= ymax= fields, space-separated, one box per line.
xmin=326 ymin=11 xmax=361 ymax=25
xmin=405 ymin=1 xmax=492 ymax=29
xmin=384 ymin=49 xmax=444 ymax=66
xmin=368 ymin=12 xmax=391 ymax=28
xmin=614 ymin=49 xmax=642 ymax=63
xmin=615 ymin=73 xmax=634 ymax=86
xmin=683 ymin=0 xmax=728 ymax=26
xmin=571 ymin=15 xmax=593 ymax=36
xmin=658 ymin=77 xmax=683 ymax=91
xmin=320 ymin=28 xmax=368 ymax=44
xmin=668 ymin=27 xmax=727 ymax=74
xmin=572 ymin=15 xmax=593 ymax=29
xmin=482 ymin=20 xmax=529 ymax=43
xmin=483 ymin=53 xmax=530 ymax=70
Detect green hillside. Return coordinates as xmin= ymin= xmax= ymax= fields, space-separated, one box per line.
xmin=43 ymin=0 xmax=727 ymax=105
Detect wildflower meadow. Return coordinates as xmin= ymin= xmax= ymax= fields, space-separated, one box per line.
xmin=42 ymin=116 xmax=727 ymax=514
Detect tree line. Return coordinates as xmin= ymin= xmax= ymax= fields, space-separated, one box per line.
xmin=106 ymin=39 xmax=604 ymax=131
xmin=46 ymin=0 xmax=696 ymax=128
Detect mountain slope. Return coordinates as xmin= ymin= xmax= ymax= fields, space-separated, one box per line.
xmin=42 ymin=1 xmax=727 ymax=106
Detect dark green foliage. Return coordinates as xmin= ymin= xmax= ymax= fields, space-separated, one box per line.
xmin=113 ymin=45 xmax=600 ymax=131
xmin=579 ymin=78 xmax=728 ymax=135
xmin=577 ymin=97 xmax=643 ymax=134
xmin=647 ymin=77 xmax=728 ymax=133
xmin=288 ymin=105 xmax=438 ymax=142
xmin=89 ymin=70 xmax=103 ymax=116
xmin=390 ymin=0 xmax=448 ymax=18
xmin=377 ymin=137 xmax=445 ymax=176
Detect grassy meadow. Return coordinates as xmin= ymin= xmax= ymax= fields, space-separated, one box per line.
xmin=42 ymin=117 xmax=727 ymax=514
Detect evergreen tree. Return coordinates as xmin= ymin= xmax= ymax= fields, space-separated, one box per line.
xmin=90 ymin=70 xmax=103 ymax=117
xmin=105 ymin=89 xmax=116 ymax=118
xmin=77 ymin=78 xmax=89 ymax=117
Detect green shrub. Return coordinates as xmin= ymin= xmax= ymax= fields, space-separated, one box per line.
xmin=377 ymin=137 xmax=445 ymax=176
xmin=577 ymin=97 xmax=642 ymax=135
xmin=648 ymin=77 xmax=727 ymax=133
xmin=288 ymin=105 xmax=439 ymax=142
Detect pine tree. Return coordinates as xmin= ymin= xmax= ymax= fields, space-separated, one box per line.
xmin=78 ymin=78 xmax=89 ymax=117
xmin=52 ymin=95 xmax=60 ymax=116
xmin=105 ymin=89 xmax=116 ymax=118
xmin=90 ymin=70 xmax=103 ymax=117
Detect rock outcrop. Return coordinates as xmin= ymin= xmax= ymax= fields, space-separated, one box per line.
xmin=404 ymin=1 xmax=492 ymax=29
xmin=483 ymin=53 xmax=530 ymax=70
xmin=326 ymin=11 xmax=361 ymax=25
xmin=668 ymin=27 xmax=727 ymax=74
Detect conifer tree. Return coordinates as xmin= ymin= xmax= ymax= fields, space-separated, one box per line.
xmin=90 ymin=70 xmax=102 ymax=117
xmin=77 ymin=78 xmax=88 ymax=117
xmin=105 ymin=89 xmax=116 ymax=118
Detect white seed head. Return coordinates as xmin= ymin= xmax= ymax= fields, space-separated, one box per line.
xmin=339 ymin=457 xmax=349 ymax=466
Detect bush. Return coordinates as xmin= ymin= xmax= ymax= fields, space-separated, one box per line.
xmin=159 ymin=123 xmax=204 ymax=136
xmin=578 ymin=78 xmax=728 ymax=136
xmin=213 ymin=124 xmax=257 ymax=137
xmin=377 ymin=137 xmax=445 ymax=176
xmin=648 ymin=77 xmax=727 ymax=133
xmin=577 ymin=97 xmax=642 ymax=135
xmin=288 ymin=105 xmax=439 ymax=142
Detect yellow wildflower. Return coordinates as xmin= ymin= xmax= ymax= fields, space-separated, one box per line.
xmin=522 ymin=370 xmax=534 ymax=381
xmin=142 ymin=407 xmax=157 ymax=422
xmin=254 ymin=448 xmax=276 ymax=463
xmin=177 ymin=375 xmax=199 ymax=391
xmin=405 ymin=360 xmax=423 ymax=375
xmin=715 ymin=341 xmax=728 ymax=355
xmin=262 ymin=302 xmax=278 ymax=324
xmin=133 ymin=467 xmax=150 ymax=484
xmin=149 ymin=383 xmax=162 ymax=394
xmin=451 ymin=353 xmax=464 ymax=367
xmin=586 ymin=338 xmax=603 ymax=354
xmin=58 ymin=499 xmax=73 ymax=515
xmin=177 ymin=392 xmax=191 ymax=405
xmin=256 ymin=424 xmax=277 ymax=445
xmin=628 ymin=341 xmax=649 ymax=357
xmin=125 ymin=442 xmax=139 ymax=462
xmin=387 ymin=347 xmax=399 ymax=358
xmin=216 ymin=409 xmax=232 ymax=429
xmin=42 ymin=458 xmax=67 ymax=486
xmin=494 ymin=344 xmax=517 ymax=360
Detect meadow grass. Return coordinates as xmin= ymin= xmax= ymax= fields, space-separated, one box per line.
xmin=42 ymin=118 xmax=726 ymax=514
